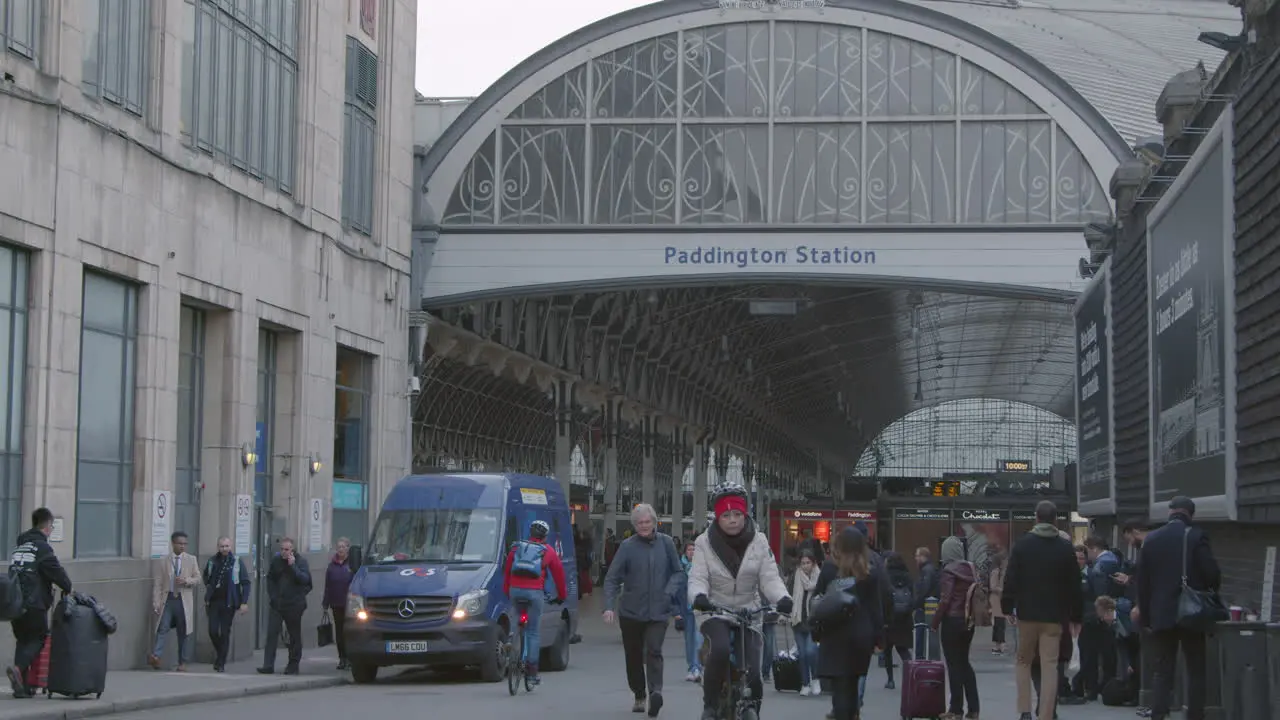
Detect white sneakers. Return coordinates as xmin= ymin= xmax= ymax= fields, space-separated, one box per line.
xmin=799 ymin=681 xmax=822 ymax=696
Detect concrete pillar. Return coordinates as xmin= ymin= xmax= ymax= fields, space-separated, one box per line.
xmin=693 ymin=439 xmax=709 ymax=533
xmin=741 ymin=455 xmax=755 ymax=516
xmin=670 ymin=426 xmax=686 ymax=539
xmin=599 ymin=398 xmax=620 ymax=574
xmin=715 ymin=445 xmax=730 ymax=484
xmin=553 ymin=380 xmax=574 ymax=500
xmin=641 ymin=414 xmax=657 ymax=506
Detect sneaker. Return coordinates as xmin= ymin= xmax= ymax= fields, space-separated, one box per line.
xmin=686 ymin=671 xmax=697 ymax=682
xmin=256 ymin=667 xmax=274 ymax=674
xmin=799 ymin=684 xmax=812 ymax=696
xmin=632 ymin=697 xmax=646 ymax=713
xmin=647 ymin=692 xmax=663 ymax=717
xmin=885 ymin=679 xmax=896 ymax=690
xmin=1018 ymin=714 xmax=1033 ymax=720
xmin=964 ymin=712 xmax=979 ymax=719
xmin=810 ymin=681 xmax=822 ymax=695
xmin=283 ymin=664 xmax=299 ymax=675
xmin=6 ymin=666 xmax=29 ymax=698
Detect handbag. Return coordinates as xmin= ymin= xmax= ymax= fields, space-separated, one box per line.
xmin=317 ymin=609 xmax=335 ymax=647
xmin=1174 ymin=526 xmax=1229 ymax=631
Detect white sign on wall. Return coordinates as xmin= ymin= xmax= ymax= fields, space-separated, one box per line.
xmin=150 ymin=490 xmax=173 ymax=558
xmin=308 ymin=498 xmax=324 ymax=552
xmin=234 ymin=495 xmax=252 ymax=556
xmin=49 ymin=518 xmax=64 ymax=543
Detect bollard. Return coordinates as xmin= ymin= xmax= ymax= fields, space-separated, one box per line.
xmin=1203 ymin=627 xmax=1224 ymax=720
xmin=1216 ymin=621 xmax=1268 ymax=720
xmin=1266 ymin=624 xmax=1280 ymax=719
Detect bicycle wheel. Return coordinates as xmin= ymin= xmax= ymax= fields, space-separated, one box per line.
xmin=506 ymin=631 xmax=522 ymax=696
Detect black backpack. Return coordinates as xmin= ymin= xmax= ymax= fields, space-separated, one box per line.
xmin=891 ymin=584 xmax=912 ymax=615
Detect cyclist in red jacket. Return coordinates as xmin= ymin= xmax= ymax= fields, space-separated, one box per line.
xmin=502 ymin=520 xmax=568 ymax=683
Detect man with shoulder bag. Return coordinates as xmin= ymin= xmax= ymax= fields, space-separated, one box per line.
xmin=5 ymin=508 xmax=72 ymax=698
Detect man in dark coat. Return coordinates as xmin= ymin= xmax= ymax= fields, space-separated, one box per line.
xmin=6 ymin=508 xmax=73 ymax=697
xmin=258 ymin=537 xmax=312 ymax=675
xmin=1137 ymin=497 xmax=1221 ymax=720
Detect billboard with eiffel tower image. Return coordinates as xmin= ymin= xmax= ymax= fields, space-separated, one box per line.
xmin=1146 ymin=108 xmax=1237 ymax=521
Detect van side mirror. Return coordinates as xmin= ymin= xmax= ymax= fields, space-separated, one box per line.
xmin=348 ymin=546 xmax=363 ymax=572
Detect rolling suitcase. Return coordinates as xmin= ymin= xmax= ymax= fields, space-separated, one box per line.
xmin=771 ymin=624 xmax=803 ymax=693
xmin=24 ymin=636 xmax=50 ymax=694
xmin=48 ymin=596 xmax=108 ymax=699
xmin=900 ymin=622 xmax=946 ymax=720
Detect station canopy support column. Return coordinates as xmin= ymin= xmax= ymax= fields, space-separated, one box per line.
xmin=601 ymin=398 xmax=621 ymax=562
xmin=641 ymin=415 xmax=657 ymax=507
xmin=670 ymin=426 xmax=686 ymax=537
xmin=553 ymin=380 xmax=574 ymax=501
xmin=693 ymin=438 xmax=709 ymax=534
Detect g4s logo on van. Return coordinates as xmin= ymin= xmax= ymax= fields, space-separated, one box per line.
xmin=399 ymin=567 xmax=438 ymax=578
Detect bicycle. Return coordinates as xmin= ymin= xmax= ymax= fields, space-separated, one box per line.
xmin=698 ymin=603 xmax=774 ymax=720
xmin=505 ymin=594 xmax=562 ymax=696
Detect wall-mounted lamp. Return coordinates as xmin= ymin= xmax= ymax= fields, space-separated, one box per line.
xmin=241 ymin=443 xmax=258 ymax=469
xmin=309 ymin=455 xmax=323 ymax=476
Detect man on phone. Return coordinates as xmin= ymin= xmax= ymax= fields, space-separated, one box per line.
xmin=258 ymin=537 xmax=312 ymax=675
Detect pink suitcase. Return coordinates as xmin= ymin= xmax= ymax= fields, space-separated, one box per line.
xmin=900 ymin=623 xmax=946 ymax=719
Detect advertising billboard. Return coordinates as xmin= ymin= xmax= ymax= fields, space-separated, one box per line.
xmin=1146 ymin=107 xmax=1237 ymax=521
xmin=1075 ymin=259 xmax=1115 ymax=516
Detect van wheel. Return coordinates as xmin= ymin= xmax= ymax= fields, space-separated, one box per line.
xmin=351 ymin=663 xmax=378 ymax=684
xmin=479 ymin=634 xmax=505 ymax=683
xmin=541 ymin=619 xmax=571 ymax=672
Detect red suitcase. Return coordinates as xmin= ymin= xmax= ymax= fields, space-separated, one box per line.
xmin=25 ymin=636 xmax=50 ymax=694
xmin=900 ymin=623 xmax=946 ymax=719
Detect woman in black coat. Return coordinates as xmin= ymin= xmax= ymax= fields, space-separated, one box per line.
xmin=812 ymin=526 xmax=882 ymax=720
xmin=880 ymin=552 xmax=915 ymax=688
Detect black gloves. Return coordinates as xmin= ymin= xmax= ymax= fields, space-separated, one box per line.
xmin=693 ymin=594 xmax=712 ymax=611
xmin=776 ymin=596 xmax=794 ymax=615
xmin=674 ymin=615 xmax=685 ymax=632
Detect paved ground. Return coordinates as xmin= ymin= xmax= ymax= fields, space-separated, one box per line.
xmin=51 ymin=594 xmax=1145 ymax=720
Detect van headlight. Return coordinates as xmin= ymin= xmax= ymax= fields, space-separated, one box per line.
xmin=348 ymin=594 xmax=368 ymax=621
xmin=453 ymin=589 xmax=488 ymax=620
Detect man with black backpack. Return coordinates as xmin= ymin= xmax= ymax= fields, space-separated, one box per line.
xmin=6 ymin=508 xmax=72 ymax=698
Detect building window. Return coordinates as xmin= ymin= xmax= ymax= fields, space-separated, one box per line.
xmin=180 ymin=0 xmax=298 ymax=193
xmin=0 ymin=248 xmax=28 ymax=548
xmin=255 ymin=328 xmax=277 ymax=506
xmin=82 ymin=0 xmax=149 ymax=115
xmin=333 ymin=347 xmax=371 ymax=543
xmin=0 ymin=0 xmax=38 ymax=60
xmin=75 ymin=272 xmax=138 ymax=558
xmin=342 ymin=37 xmax=378 ymax=236
xmin=176 ymin=306 xmax=205 ymax=548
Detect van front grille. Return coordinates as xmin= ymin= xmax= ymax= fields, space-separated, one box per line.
xmin=367 ymin=595 xmax=453 ymax=624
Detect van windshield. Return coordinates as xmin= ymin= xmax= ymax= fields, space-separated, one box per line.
xmin=368 ymin=508 xmax=503 ymax=564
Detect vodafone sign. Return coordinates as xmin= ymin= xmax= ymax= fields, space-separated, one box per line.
xmin=792 ymin=510 xmax=828 ymax=519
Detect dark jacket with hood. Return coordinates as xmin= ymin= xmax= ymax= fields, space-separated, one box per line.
xmin=933 ymin=560 xmax=977 ymax=628
xmin=885 ymin=561 xmax=914 ymax=648
xmin=10 ymin=528 xmax=72 ymax=611
xmin=267 ymin=552 xmax=313 ymax=612
xmin=1001 ymin=523 xmax=1082 ymax=625
xmin=814 ymin=554 xmax=884 ymax=678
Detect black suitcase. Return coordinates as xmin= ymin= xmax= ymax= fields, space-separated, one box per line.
xmin=771 ymin=624 xmax=803 ymax=692
xmin=48 ymin=597 xmax=108 ymax=698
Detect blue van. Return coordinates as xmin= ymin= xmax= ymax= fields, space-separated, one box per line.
xmin=344 ymin=473 xmax=579 ymax=684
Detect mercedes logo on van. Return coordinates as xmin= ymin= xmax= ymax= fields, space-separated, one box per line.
xmin=397 ymin=599 xmax=416 ymax=618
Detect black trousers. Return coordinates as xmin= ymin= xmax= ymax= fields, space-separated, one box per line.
xmin=262 ymin=606 xmax=304 ymax=668
xmin=1149 ymin=627 xmax=1207 ymax=720
xmin=10 ymin=609 xmax=48 ymax=673
xmin=992 ymin=616 xmax=1007 ymax=644
xmin=619 ymin=617 xmax=668 ymax=699
xmin=882 ymin=645 xmax=912 ymax=682
xmin=831 ymin=675 xmax=861 ymax=720
xmin=1078 ymin=619 xmax=1117 ymax=697
xmin=333 ymin=608 xmax=348 ymax=660
xmin=701 ymin=618 xmax=762 ymax=710
xmin=940 ymin=616 xmax=979 ymax=715
xmin=207 ymin=604 xmax=238 ymax=667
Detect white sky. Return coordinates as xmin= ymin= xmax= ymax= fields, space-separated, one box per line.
xmin=415 ymin=0 xmax=652 ymax=97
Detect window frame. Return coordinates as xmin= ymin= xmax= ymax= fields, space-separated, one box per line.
xmin=1 ymin=0 xmax=40 ymax=61
xmin=81 ymin=0 xmax=150 ymax=116
xmin=341 ymin=36 xmax=379 ymax=236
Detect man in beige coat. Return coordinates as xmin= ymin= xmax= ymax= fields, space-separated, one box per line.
xmin=148 ymin=530 xmax=202 ymax=671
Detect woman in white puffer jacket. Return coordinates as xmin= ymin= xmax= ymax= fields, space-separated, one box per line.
xmin=687 ymin=483 xmax=792 ymax=720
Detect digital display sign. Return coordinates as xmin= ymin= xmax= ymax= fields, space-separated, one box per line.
xmin=930 ymin=480 xmax=960 ymax=497
xmin=998 ymin=459 xmax=1032 ymax=472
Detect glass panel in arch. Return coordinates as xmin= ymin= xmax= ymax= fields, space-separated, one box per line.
xmin=680 ymin=125 xmax=768 ymax=224
xmin=498 ymin=126 xmax=585 ymax=224
xmin=508 ymin=65 xmax=587 ymax=120
xmin=443 ymin=131 xmax=497 ymax=225
xmin=682 ymin=24 xmax=770 ymax=118
xmin=590 ymin=35 xmax=679 ymax=119
xmin=773 ymin=23 xmax=862 ymax=118
xmin=958 ymin=60 xmax=1039 ymax=116
xmin=772 ymin=124 xmax=863 ymax=224
xmin=1053 ymin=125 xmax=1110 ymax=223
xmin=590 ymin=125 xmax=678 ymax=224
xmin=865 ymin=32 xmax=956 ymax=117
xmin=958 ymin=121 xmax=1052 ymax=224
xmin=865 ymin=123 xmax=956 ymax=224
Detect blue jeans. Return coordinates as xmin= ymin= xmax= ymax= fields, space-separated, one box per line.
xmin=794 ymin=628 xmax=819 ymax=685
xmin=152 ymin=595 xmax=192 ymax=665
xmin=510 ymin=587 xmax=544 ymax=666
xmin=682 ymin=608 xmax=702 ymax=672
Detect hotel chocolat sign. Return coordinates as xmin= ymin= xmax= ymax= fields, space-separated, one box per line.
xmin=1147 ymin=136 xmax=1233 ymax=512
xmin=956 ymin=509 xmax=1010 ymax=522
xmin=1075 ymin=262 xmax=1114 ymax=511
xmin=894 ymin=508 xmax=951 ymax=521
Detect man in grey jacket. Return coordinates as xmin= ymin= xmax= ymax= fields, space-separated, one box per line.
xmin=603 ymin=503 xmax=684 ymax=717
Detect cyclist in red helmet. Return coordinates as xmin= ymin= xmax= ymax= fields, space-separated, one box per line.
xmin=503 ymin=520 xmax=568 ymax=684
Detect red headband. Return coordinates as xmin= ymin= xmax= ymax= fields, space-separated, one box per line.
xmin=715 ymin=495 xmax=748 ymax=518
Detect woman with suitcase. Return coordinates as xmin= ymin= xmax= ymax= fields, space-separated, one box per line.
xmin=881 ymin=552 xmax=915 ymax=689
